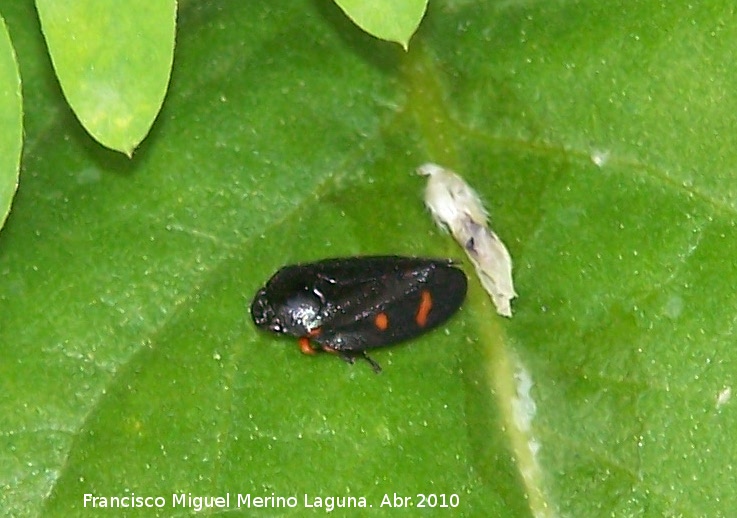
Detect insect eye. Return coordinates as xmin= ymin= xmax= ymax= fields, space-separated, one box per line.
xmin=281 ymin=290 xmax=324 ymax=331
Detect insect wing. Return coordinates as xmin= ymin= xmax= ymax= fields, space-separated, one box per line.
xmin=305 ymin=256 xmax=453 ymax=327
xmin=311 ymin=258 xmax=467 ymax=352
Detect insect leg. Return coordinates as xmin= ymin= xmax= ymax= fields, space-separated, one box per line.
xmin=336 ymin=350 xmax=382 ymax=374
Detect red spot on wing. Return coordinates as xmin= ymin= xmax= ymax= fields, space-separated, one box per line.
xmin=415 ymin=290 xmax=433 ymax=327
xmin=374 ymin=312 xmax=389 ymax=331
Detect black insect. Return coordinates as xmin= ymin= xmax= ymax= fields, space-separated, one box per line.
xmin=250 ymin=256 xmax=467 ymax=373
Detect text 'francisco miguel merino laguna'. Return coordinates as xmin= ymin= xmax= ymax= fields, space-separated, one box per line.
xmin=83 ymin=493 xmax=369 ymax=512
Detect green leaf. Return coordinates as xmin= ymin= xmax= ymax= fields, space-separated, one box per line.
xmin=334 ymin=0 xmax=427 ymax=50
xmin=35 ymin=0 xmax=176 ymax=155
xmin=2 ymin=0 xmax=737 ymax=516
xmin=0 ymin=14 xmax=22 ymax=232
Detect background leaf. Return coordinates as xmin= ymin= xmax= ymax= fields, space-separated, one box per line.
xmin=333 ymin=0 xmax=428 ymax=49
xmin=0 ymin=13 xmax=22 ymax=231
xmin=35 ymin=0 xmax=176 ymax=155
xmin=1 ymin=0 xmax=736 ymax=516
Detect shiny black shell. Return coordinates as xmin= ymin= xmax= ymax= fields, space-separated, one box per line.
xmin=250 ymin=256 xmax=467 ymax=372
